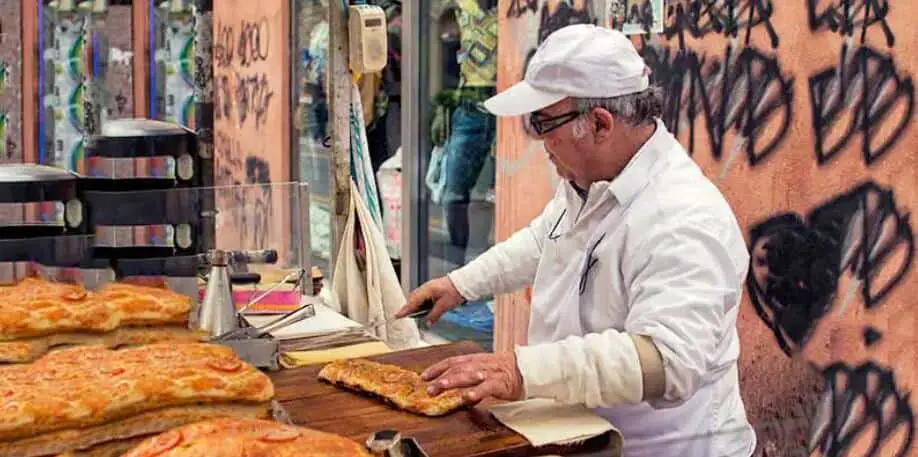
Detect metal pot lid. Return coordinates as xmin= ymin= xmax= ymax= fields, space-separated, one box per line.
xmin=99 ymin=118 xmax=193 ymax=138
xmin=0 ymin=164 xmax=80 ymax=183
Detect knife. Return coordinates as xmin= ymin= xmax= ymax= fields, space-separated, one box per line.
xmin=401 ymin=299 xmax=435 ymax=320
xmin=367 ymin=300 xmax=436 ymax=332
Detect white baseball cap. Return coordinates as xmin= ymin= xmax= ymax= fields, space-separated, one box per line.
xmin=483 ymin=24 xmax=650 ymax=117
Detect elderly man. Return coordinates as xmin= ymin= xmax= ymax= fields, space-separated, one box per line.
xmin=395 ymin=24 xmax=755 ymax=457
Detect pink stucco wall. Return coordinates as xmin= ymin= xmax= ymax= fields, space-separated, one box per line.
xmin=495 ymin=1 xmax=917 ymax=455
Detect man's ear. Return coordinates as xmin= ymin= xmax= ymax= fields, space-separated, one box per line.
xmin=591 ymin=107 xmax=615 ymax=142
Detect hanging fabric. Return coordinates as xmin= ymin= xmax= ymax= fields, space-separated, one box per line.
xmin=332 ymin=179 xmax=421 ymax=350
xmin=348 ymin=79 xmax=383 ymax=228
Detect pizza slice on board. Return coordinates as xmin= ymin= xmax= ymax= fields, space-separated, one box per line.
xmin=318 ymin=358 xmax=466 ymax=416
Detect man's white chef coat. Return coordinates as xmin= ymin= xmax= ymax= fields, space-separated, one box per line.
xmin=449 ymin=119 xmax=756 ymax=457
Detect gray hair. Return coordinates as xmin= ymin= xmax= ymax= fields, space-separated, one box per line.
xmin=571 ymin=86 xmax=664 ymax=129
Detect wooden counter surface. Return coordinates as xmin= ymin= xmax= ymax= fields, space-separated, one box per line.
xmin=269 ymin=341 xmax=611 ymax=457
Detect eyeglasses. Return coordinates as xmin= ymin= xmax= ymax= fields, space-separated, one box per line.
xmin=526 ymin=110 xmax=582 ymax=137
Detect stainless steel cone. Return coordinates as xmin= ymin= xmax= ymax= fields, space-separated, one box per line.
xmin=198 ymin=250 xmax=239 ymax=336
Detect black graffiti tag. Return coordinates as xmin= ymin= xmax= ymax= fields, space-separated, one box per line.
xmin=806 ymin=0 xmax=894 ymax=46
xmin=642 ymin=42 xmax=793 ymax=168
xmin=214 ymin=23 xmax=234 ymax=68
xmin=214 ymin=131 xmax=273 ymax=250
xmin=214 ymin=74 xmax=233 ymax=121
xmin=237 ymin=19 xmax=270 ymax=68
xmin=810 ymin=362 xmax=914 ymax=457
xmin=746 ymin=181 xmax=914 ymax=356
xmin=534 ymin=1 xmax=596 ymax=44
xmin=505 ymin=0 xmax=538 ymax=19
xmin=663 ymin=0 xmax=779 ymax=48
xmin=808 ymin=43 xmax=914 ymax=167
xmin=234 ymin=72 xmax=274 ymax=130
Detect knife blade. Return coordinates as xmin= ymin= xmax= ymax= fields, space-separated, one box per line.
xmin=366 ymin=299 xmax=436 ymax=332
xmin=402 ymin=299 xmax=435 ymax=320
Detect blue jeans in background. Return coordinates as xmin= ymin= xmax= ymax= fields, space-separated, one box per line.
xmin=440 ymin=101 xmax=496 ymax=261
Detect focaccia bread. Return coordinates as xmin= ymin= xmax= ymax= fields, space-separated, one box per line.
xmin=0 ymin=278 xmax=202 ymax=362
xmin=0 ymin=325 xmax=209 ymax=363
xmin=121 ymin=418 xmax=373 ymax=457
xmin=0 ymin=343 xmax=274 ymax=444
xmin=22 ymin=403 xmax=272 ymax=457
xmin=56 ymin=436 xmax=147 ymax=457
xmin=55 ymin=436 xmax=150 ymax=457
xmin=318 ymin=358 xmax=465 ymax=416
xmin=0 ymin=278 xmax=194 ymax=340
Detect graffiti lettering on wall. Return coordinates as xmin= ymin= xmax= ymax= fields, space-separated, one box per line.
xmin=215 ymin=19 xmax=271 ymax=69
xmin=747 ymin=181 xmax=914 ymax=356
xmin=233 ymin=73 xmax=273 ymax=129
xmin=643 ymin=43 xmax=793 ymax=173
xmin=505 ymin=0 xmax=538 ymax=18
xmin=214 ymin=22 xmax=235 ymax=68
xmin=806 ymin=0 xmax=913 ymax=167
xmin=502 ymin=2 xmax=916 ymax=456
xmin=641 ymin=0 xmax=791 ymax=176
xmin=533 ymin=1 xmax=596 ymax=46
xmin=809 ymin=362 xmax=914 ymax=457
xmin=213 ymin=18 xmax=275 ymax=130
xmin=808 ymin=44 xmax=914 ymax=167
xmin=236 ymin=19 xmax=270 ymax=68
xmin=661 ymin=0 xmax=780 ymax=47
xmin=806 ymin=0 xmax=895 ymax=46
xmin=214 ymin=131 xmax=273 ymax=249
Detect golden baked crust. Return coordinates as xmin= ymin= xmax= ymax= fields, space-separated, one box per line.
xmin=55 ymin=436 xmax=148 ymax=457
xmin=0 ymin=326 xmax=208 ymax=363
xmin=5 ymin=403 xmax=272 ymax=457
xmin=0 ymin=278 xmax=194 ymax=341
xmin=318 ymin=358 xmax=465 ymax=416
xmin=0 ymin=343 xmax=274 ymax=442
xmin=122 ymin=418 xmax=373 ymax=457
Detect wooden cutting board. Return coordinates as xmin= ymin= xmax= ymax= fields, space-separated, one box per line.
xmin=269 ymin=341 xmax=611 ymax=457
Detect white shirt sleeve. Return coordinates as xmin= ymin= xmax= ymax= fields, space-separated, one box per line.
xmin=623 ymin=219 xmax=744 ymax=408
xmin=514 ymin=218 xmax=744 ymax=409
xmin=447 ymin=194 xmax=564 ymax=301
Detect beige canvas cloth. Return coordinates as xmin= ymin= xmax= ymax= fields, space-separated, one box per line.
xmin=331 ymin=180 xmax=421 ymax=350
xmin=488 ymin=399 xmax=622 ymax=454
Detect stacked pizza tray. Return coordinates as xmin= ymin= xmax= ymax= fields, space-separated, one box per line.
xmin=0 ymin=118 xmax=214 ymax=277
xmin=0 ymin=119 xmax=216 ymax=362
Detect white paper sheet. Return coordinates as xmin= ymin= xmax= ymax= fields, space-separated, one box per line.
xmin=244 ymin=304 xmax=362 ymax=339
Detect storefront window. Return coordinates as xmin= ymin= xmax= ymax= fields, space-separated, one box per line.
xmin=293 ymin=0 xmax=403 ymax=282
xmin=291 ymin=0 xmax=498 ymax=348
xmin=415 ymin=0 xmax=498 ymax=350
xmin=294 ymin=0 xmax=333 ymax=274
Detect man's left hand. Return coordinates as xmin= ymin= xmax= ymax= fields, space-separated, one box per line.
xmin=422 ymin=352 xmax=524 ymax=404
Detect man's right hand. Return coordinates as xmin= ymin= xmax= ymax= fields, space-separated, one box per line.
xmin=394 ymin=276 xmax=466 ymax=326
